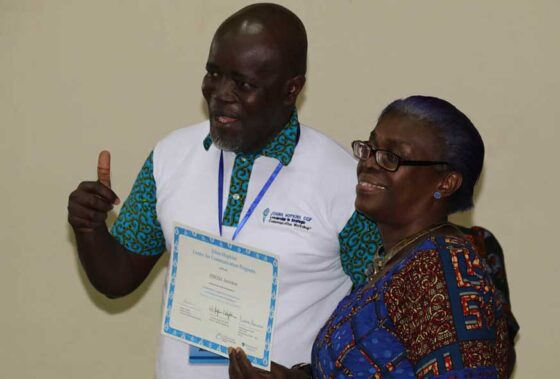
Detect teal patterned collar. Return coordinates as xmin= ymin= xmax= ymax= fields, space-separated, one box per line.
xmin=203 ymin=111 xmax=300 ymax=166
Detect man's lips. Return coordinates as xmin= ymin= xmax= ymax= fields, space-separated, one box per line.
xmin=215 ymin=115 xmax=239 ymax=124
xmin=211 ymin=110 xmax=241 ymax=125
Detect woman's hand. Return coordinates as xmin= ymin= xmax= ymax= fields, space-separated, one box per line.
xmin=228 ymin=347 xmax=308 ymax=379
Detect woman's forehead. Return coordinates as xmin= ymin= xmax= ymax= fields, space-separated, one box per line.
xmin=369 ymin=130 xmax=411 ymax=148
xmin=370 ymin=116 xmax=440 ymax=154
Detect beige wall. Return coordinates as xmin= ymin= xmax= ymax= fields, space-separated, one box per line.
xmin=2 ymin=1 xmax=557 ymax=377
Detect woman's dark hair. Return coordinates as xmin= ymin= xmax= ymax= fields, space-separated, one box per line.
xmin=379 ymin=95 xmax=485 ymax=213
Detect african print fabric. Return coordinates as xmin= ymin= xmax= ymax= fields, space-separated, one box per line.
xmin=459 ymin=226 xmax=519 ymax=352
xmin=339 ymin=211 xmax=382 ymax=285
xmin=341 ymin=222 xmax=519 ymax=368
xmin=312 ymin=235 xmax=513 ymax=379
xmin=110 ymin=151 xmax=165 ymax=256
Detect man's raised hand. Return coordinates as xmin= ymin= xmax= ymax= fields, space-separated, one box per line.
xmin=67 ymin=151 xmax=120 ymax=232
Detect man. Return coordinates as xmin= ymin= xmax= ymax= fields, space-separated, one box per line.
xmin=67 ymin=3 xmax=379 ymax=378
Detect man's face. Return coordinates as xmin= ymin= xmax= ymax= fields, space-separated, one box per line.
xmin=202 ymin=31 xmax=290 ymax=153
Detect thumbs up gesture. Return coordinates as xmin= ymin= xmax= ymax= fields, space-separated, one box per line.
xmin=68 ymin=151 xmax=121 ymax=232
xmin=97 ymin=150 xmax=113 ymax=188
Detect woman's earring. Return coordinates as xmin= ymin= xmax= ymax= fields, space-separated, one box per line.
xmin=433 ymin=191 xmax=442 ymax=200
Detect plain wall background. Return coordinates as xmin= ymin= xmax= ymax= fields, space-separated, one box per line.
xmin=2 ymin=0 xmax=558 ymax=377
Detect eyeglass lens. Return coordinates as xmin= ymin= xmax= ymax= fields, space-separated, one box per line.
xmin=355 ymin=142 xmax=371 ymax=159
xmin=353 ymin=141 xmax=400 ymax=171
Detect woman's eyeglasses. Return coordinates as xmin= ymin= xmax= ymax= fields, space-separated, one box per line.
xmin=351 ymin=140 xmax=449 ymax=172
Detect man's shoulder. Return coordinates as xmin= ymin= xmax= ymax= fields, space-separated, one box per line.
xmin=290 ymin=124 xmax=357 ymax=204
xmin=299 ymin=124 xmax=348 ymax=150
xmin=297 ymin=124 xmax=355 ymax=167
xmin=153 ymin=120 xmax=209 ymax=157
xmin=151 ymin=120 xmax=211 ymax=174
xmin=157 ymin=120 xmax=210 ymax=147
xmin=294 ymin=125 xmax=356 ymax=177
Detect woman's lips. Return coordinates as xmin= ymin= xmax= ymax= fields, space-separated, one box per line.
xmin=356 ymin=181 xmax=387 ymax=194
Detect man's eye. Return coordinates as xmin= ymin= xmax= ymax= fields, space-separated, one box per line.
xmin=206 ymin=71 xmax=220 ymax=78
xmin=236 ymin=80 xmax=254 ymax=90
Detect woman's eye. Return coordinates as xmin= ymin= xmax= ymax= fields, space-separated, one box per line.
xmin=381 ymin=152 xmax=399 ymax=165
xmin=359 ymin=145 xmax=370 ymax=157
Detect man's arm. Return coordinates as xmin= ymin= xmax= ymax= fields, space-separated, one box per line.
xmin=68 ymin=151 xmax=161 ymax=298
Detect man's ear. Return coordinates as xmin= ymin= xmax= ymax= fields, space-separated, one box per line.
xmin=437 ymin=171 xmax=463 ymax=199
xmin=284 ymin=75 xmax=306 ymax=106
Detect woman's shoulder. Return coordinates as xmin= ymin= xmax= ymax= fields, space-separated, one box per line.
xmin=403 ymin=227 xmax=490 ymax=288
xmin=383 ymin=227 xmax=496 ymax=339
xmin=408 ymin=224 xmax=484 ymax=264
xmin=383 ymin=227 xmax=510 ymax=378
xmin=383 ymin=230 xmax=479 ymax=292
xmin=389 ymin=225 xmax=479 ymax=274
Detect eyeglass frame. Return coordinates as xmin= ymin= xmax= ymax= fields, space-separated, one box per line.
xmin=351 ymin=140 xmax=450 ymax=172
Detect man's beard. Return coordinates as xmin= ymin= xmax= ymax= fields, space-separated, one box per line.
xmin=210 ymin=126 xmax=244 ymax=152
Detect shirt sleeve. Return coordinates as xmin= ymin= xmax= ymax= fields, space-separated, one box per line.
xmin=110 ymin=152 xmax=166 ymax=256
xmin=383 ymin=236 xmax=508 ymax=378
xmin=338 ymin=211 xmax=382 ymax=286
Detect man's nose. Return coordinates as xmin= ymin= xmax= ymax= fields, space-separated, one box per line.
xmin=213 ymin=77 xmax=236 ymax=102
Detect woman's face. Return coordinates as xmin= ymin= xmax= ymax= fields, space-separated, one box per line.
xmin=355 ymin=114 xmax=445 ymax=226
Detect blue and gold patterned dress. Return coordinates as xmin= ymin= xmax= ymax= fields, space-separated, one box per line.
xmin=312 ymin=234 xmax=513 ymax=379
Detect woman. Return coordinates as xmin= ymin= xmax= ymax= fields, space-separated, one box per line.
xmin=229 ymin=96 xmax=516 ymax=378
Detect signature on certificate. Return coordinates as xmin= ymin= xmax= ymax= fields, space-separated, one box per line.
xmin=209 ymin=305 xmax=237 ymax=320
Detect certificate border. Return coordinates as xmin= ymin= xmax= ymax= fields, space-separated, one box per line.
xmin=162 ymin=225 xmax=279 ymax=369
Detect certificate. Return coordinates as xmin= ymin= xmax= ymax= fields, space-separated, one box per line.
xmin=162 ymin=223 xmax=279 ymax=370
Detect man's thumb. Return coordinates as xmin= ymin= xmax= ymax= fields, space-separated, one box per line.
xmin=97 ymin=150 xmax=112 ymax=188
xmin=97 ymin=150 xmax=120 ymax=205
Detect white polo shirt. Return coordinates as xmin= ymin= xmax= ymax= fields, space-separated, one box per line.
xmin=111 ymin=114 xmax=381 ymax=378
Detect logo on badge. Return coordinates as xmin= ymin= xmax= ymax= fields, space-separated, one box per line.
xmin=262 ymin=208 xmax=270 ymax=223
xmin=262 ymin=209 xmax=313 ymax=231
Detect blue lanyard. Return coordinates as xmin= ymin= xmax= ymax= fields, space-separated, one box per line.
xmin=218 ymin=151 xmax=283 ymax=240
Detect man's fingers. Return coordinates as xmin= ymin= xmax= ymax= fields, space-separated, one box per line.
xmin=76 ymin=181 xmax=119 ymax=204
xmin=228 ymin=347 xmax=242 ymax=378
xmin=235 ymin=348 xmax=258 ymax=377
xmin=68 ymin=196 xmax=113 ymax=219
xmin=67 ymin=201 xmax=108 ymax=230
xmin=67 ymin=214 xmax=93 ymax=230
xmin=67 ymin=215 xmax=97 ymax=232
xmin=96 ymin=151 xmax=120 ymax=204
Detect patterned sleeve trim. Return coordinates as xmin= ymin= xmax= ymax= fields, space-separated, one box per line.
xmin=383 ymin=235 xmax=508 ymax=378
xmin=110 ymin=152 xmax=166 ymax=256
xmin=338 ymin=211 xmax=382 ymax=286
